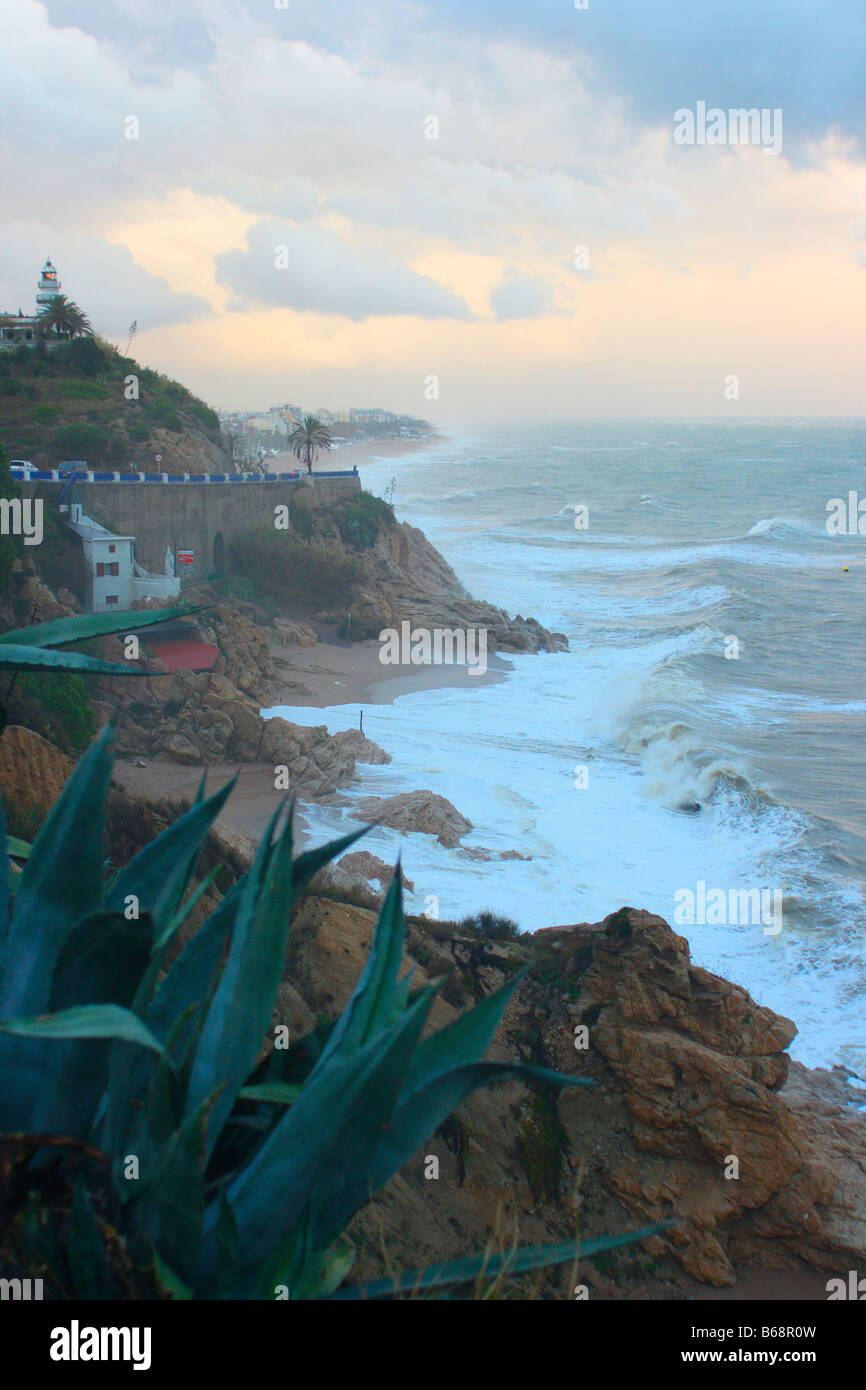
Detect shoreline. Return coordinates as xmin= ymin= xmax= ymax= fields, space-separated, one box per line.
xmin=277 ymin=432 xmax=443 ymax=475
xmin=269 ymin=636 xmax=510 ymax=708
xmin=113 ymin=636 xmax=512 ymax=846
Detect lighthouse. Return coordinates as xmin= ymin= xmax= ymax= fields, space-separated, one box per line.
xmin=36 ymin=258 xmax=60 ymax=309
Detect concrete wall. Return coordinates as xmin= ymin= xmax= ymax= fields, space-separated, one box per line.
xmin=25 ymin=473 xmax=360 ymax=587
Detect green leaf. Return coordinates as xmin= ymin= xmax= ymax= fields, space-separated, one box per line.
xmin=196 ymin=986 xmax=438 ymax=1295
xmin=0 ymin=1003 xmax=166 ymax=1054
xmin=185 ymin=804 xmax=298 ymax=1159
xmin=329 ymin=1224 xmax=675 ymax=1299
xmin=0 ymin=725 xmax=114 ymax=1133
xmin=125 ymin=1090 xmax=216 ymax=1282
xmin=289 ymin=820 xmax=371 ymax=897
xmin=0 ymin=723 xmax=113 ymax=1017
xmin=6 ymin=837 xmax=32 ymax=860
xmin=157 ymin=865 xmax=220 ymax=952
xmin=152 ymin=1250 xmax=193 ymax=1301
xmin=308 ymin=868 xmax=406 ymax=1080
xmin=238 ymin=1083 xmax=301 ymax=1105
xmin=0 ymin=603 xmax=207 ymax=647
xmin=0 ymin=795 xmax=9 ymax=953
xmin=26 ymin=911 xmax=154 ymax=1140
xmin=0 ymin=643 xmax=153 ymax=675
xmin=146 ymin=880 xmax=242 ymax=1050
xmin=333 ymin=1061 xmax=591 ymax=1244
xmin=105 ymin=777 xmax=236 ymax=936
xmin=216 ymin=1192 xmax=241 ymax=1299
xmin=401 ymin=966 xmax=530 ymax=1099
xmin=101 ymin=879 xmax=244 ymax=1159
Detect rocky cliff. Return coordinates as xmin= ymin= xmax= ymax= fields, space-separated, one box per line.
xmin=344 ymin=517 xmax=568 ymax=654
xmin=274 ymin=895 xmax=865 ymax=1296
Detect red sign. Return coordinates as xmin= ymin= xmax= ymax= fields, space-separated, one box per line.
xmin=153 ymin=453 xmax=163 ymax=465
xmin=178 ymin=550 xmax=194 ymax=565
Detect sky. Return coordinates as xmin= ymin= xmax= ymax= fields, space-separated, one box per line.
xmin=2 ymin=0 xmax=865 ymax=420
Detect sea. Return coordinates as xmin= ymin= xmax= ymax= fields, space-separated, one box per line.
xmin=266 ymin=419 xmax=866 ymax=1076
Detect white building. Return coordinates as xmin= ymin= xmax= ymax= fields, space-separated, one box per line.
xmin=65 ymin=507 xmax=181 ymax=612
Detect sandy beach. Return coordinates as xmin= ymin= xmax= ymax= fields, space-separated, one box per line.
xmin=269 ymin=636 xmax=510 ymax=708
xmin=112 ymin=636 xmax=510 ymax=846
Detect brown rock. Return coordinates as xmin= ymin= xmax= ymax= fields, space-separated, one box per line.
xmin=355 ymin=789 xmax=472 ymax=846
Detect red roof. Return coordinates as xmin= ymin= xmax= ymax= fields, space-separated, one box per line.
xmin=148 ymin=638 xmax=219 ymax=672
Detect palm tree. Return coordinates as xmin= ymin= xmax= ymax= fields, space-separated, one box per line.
xmin=38 ymin=293 xmax=93 ymax=340
xmin=288 ymin=414 xmax=332 ymax=475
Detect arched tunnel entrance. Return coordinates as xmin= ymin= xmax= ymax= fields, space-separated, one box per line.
xmin=213 ymin=530 xmax=225 ymax=575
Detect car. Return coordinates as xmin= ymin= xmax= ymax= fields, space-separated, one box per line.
xmin=57 ymin=460 xmax=88 ymax=477
xmin=9 ymin=460 xmax=38 ymax=478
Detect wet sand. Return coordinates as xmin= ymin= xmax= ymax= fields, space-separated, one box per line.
xmin=113 ymin=635 xmax=509 ymax=846
xmin=268 ymin=637 xmax=510 ymax=708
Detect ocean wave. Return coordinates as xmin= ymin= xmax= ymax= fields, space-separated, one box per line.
xmin=747 ymin=516 xmax=828 ymax=541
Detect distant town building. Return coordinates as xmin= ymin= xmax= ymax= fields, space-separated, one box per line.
xmin=0 ymin=258 xmax=62 ymax=349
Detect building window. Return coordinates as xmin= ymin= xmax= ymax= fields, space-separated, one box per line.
xmin=108 ymin=544 xmax=115 ymax=553
xmin=105 ymin=595 xmax=119 ymax=604
xmin=109 ymin=562 xmax=119 ymax=576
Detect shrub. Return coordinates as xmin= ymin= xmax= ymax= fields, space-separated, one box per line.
xmin=52 ymin=422 xmax=109 ymax=459
xmin=289 ymin=491 xmax=316 ymax=539
xmin=16 ymin=670 xmax=97 ymax=751
xmin=333 ymin=492 xmax=395 ymax=551
xmin=62 ymin=337 xmax=109 ymax=377
xmin=55 ymin=379 xmax=109 ymax=400
xmin=228 ymin=528 xmax=364 ymax=608
xmin=124 ymin=417 xmax=150 ymax=443
xmin=28 ymin=402 xmax=59 ymax=423
xmin=458 ymin=909 xmax=522 ymax=942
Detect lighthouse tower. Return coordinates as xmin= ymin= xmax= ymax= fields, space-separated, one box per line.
xmin=36 ymin=258 xmax=60 ymax=309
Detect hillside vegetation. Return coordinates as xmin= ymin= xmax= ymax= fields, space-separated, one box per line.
xmin=0 ymin=337 xmax=230 ymax=473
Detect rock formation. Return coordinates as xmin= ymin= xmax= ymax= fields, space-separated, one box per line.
xmin=354 ymin=520 xmax=568 ymax=655
xmin=354 ymin=788 xmax=473 ymax=847
xmin=276 ymin=896 xmax=866 ymax=1296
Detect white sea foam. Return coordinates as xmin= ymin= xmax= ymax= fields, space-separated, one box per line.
xmin=281 ymin=420 xmax=866 ymax=1072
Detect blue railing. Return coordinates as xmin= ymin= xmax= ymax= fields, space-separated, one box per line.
xmin=17 ymin=468 xmax=359 ymax=484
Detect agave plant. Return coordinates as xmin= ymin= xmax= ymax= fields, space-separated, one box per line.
xmin=0 ymin=726 xmax=669 ymax=1298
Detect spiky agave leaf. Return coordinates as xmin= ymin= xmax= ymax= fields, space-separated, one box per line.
xmin=183 ymin=802 xmax=292 ymax=1158
xmin=125 ymin=1091 xmax=219 ymax=1284
xmin=25 ymin=910 xmax=154 ymax=1140
xmin=306 ymin=869 xmax=407 ymax=1083
xmin=0 ymin=603 xmax=207 ymax=648
xmin=0 ymin=723 xmax=113 ymax=1017
xmin=0 ymin=644 xmax=156 ymax=676
xmin=194 ymin=985 xmax=440 ymax=1295
xmin=0 ymin=726 xmax=114 ymax=1132
xmin=329 ymin=1224 xmax=675 ymax=1300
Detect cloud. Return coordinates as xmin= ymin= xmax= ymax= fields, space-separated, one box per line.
xmin=489 ymin=271 xmax=555 ymax=320
xmin=215 ymin=220 xmax=473 ymax=320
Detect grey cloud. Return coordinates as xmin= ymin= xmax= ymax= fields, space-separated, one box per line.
xmin=216 ymin=220 xmax=473 ymax=320
xmin=490 ymin=271 xmax=554 ymax=320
